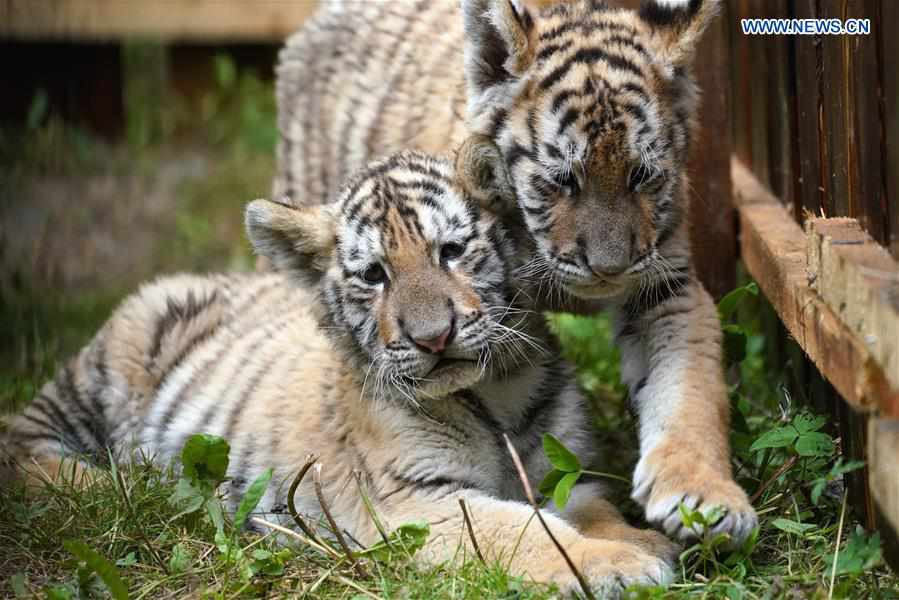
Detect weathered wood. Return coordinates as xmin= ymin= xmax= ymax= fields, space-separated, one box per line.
xmin=868 ymin=417 xmax=899 ymax=570
xmin=746 ymin=1 xmax=770 ymax=187
xmin=763 ymin=0 xmax=795 ymax=206
xmin=687 ymin=1 xmax=735 ymax=298
xmin=819 ymin=2 xmax=851 ymax=219
xmin=729 ymin=0 xmax=753 ymax=167
xmin=792 ymin=0 xmax=825 ymax=220
xmin=883 ymin=0 xmax=899 ymax=259
xmin=806 ymin=218 xmax=899 ymax=409
xmin=844 ymin=0 xmax=887 ymax=244
xmin=732 ymin=158 xmax=898 ymax=417
xmin=1 ymin=0 xmax=318 ymax=41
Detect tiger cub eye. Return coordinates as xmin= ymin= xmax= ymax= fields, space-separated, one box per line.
xmin=440 ymin=242 xmax=466 ymax=263
xmin=362 ymin=263 xmax=387 ymax=284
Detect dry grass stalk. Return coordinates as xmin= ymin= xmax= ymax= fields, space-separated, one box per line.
xmin=458 ymin=498 xmax=486 ymax=565
xmin=502 ymin=433 xmax=596 ymax=600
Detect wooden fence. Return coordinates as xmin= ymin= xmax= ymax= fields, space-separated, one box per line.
xmin=726 ymin=0 xmax=898 ymax=567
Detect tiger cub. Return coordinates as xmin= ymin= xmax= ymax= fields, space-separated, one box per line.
xmin=4 ymin=142 xmax=677 ymax=596
xmin=273 ymin=0 xmax=757 ymax=546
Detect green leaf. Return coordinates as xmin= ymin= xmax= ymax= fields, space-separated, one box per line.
xmin=362 ymin=521 xmax=430 ymax=561
xmin=793 ymin=413 xmax=827 ymax=434
xmin=542 ymin=433 xmax=581 ymax=472
xmin=180 ymin=434 xmax=230 ymax=485
xmin=64 ymin=540 xmax=129 ymax=600
xmin=825 ymin=527 xmax=883 ymax=575
xmin=811 ymin=480 xmax=828 ymax=506
xmin=205 ymin=498 xmax=225 ymax=534
xmin=115 ymin=552 xmax=137 ymax=568
xmin=234 ymin=468 xmax=272 ymax=530
xmin=771 ymin=518 xmax=816 ymax=536
xmin=553 ymin=471 xmax=581 ymax=510
xmin=10 ymin=573 xmax=27 ymax=598
xmin=538 ymin=469 xmax=566 ymax=497
xmin=45 ymin=586 xmax=73 ymax=600
xmin=167 ymin=478 xmax=205 ymax=518
xmin=717 ymin=282 xmax=758 ymax=322
xmin=26 ymin=89 xmax=49 ymax=131
xmin=678 ymin=503 xmax=699 ymax=529
xmin=168 ymin=543 xmax=191 ymax=574
xmin=702 ymin=505 xmax=727 ymax=526
xmin=794 ymin=431 xmax=833 ymax=457
xmin=831 ymin=458 xmax=865 ymax=477
xmin=750 ymin=426 xmax=798 ymax=452
xmin=722 ymin=325 xmax=748 ymax=364
xmin=213 ymin=54 xmax=236 ymax=89
xmin=250 ymin=548 xmax=289 ymax=576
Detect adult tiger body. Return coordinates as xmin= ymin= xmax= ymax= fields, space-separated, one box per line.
xmin=274 ymin=0 xmax=757 ymax=545
xmin=4 ymin=148 xmax=678 ymax=596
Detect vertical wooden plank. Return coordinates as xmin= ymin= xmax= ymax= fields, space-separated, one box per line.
xmin=793 ymin=0 xmax=825 ymax=220
xmin=764 ymin=0 xmax=796 ymax=207
xmin=845 ymin=0 xmax=886 ymax=243
xmin=819 ymin=1 xmax=851 ymax=218
xmin=883 ymin=0 xmax=899 ymax=258
xmin=688 ymin=2 xmax=735 ymax=298
xmin=747 ymin=1 xmax=770 ymax=187
xmin=730 ymin=0 xmax=753 ymax=167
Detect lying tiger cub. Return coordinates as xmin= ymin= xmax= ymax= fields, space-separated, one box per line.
xmin=3 ymin=140 xmax=676 ymax=595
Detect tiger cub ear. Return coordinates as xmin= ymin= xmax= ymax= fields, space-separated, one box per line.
xmin=244 ymin=199 xmax=336 ymax=284
xmin=638 ymin=0 xmax=721 ymax=69
xmin=454 ymin=135 xmax=516 ymax=217
xmin=462 ymin=0 xmax=535 ymax=118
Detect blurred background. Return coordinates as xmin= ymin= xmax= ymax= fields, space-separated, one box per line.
xmin=1 ymin=3 xmax=322 ymax=378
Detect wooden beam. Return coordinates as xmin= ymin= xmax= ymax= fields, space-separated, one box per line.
xmin=1 ymin=0 xmax=318 ymax=41
xmin=806 ymin=218 xmax=899 ymax=395
xmin=732 ymin=158 xmax=899 ymax=417
xmin=868 ymin=417 xmax=899 ymax=571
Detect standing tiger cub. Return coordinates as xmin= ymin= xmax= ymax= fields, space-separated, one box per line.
xmin=274 ymin=0 xmax=757 ymax=546
xmin=3 ymin=145 xmax=679 ymax=597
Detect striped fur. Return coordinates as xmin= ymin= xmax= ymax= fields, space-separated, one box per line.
xmin=273 ymin=0 xmax=756 ymax=546
xmin=3 ymin=150 xmax=679 ymax=596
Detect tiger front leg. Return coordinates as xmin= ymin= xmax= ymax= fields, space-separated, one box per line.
xmin=383 ymin=488 xmax=674 ymax=597
xmin=617 ymin=278 xmax=757 ymax=548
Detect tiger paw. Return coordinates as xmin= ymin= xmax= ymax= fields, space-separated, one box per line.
xmin=632 ymin=450 xmax=758 ymax=549
xmin=533 ymin=539 xmax=675 ymax=598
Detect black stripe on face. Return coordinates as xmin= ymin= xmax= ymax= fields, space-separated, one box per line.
xmin=505 ymin=143 xmax=536 ymax=169
xmin=557 ymin=107 xmax=580 ymax=135
xmin=551 ymin=89 xmax=578 ymax=114
xmin=539 ymin=19 xmax=635 ymax=43
xmin=536 ymin=40 xmax=573 ymax=62
xmin=539 ymin=47 xmax=643 ymax=91
xmin=488 ymin=108 xmax=508 ymax=139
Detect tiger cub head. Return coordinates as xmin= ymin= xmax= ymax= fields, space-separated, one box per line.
xmin=462 ymin=0 xmax=719 ymax=298
xmin=246 ymin=140 xmax=539 ymax=400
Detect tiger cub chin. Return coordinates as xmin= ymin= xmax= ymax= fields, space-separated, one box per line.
xmin=3 ymin=141 xmax=677 ymax=596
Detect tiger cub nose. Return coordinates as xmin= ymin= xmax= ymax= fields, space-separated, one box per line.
xmin=410 ymin=320 xmax=455 ymax=354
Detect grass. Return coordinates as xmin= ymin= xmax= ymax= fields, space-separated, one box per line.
xmin=1 ymin=53 xmax=896 ymax=599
